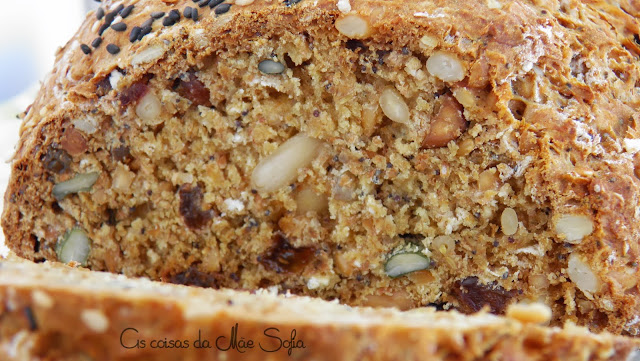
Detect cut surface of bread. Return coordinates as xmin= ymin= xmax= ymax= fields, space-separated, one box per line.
xmin=2 ymin=0 xmax=640 ymax=336
xmin=0 ymin=258 xmax=639 ymax=361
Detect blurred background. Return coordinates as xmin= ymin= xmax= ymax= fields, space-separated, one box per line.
xmin=0 ymin=1 xmax=97 ymax=255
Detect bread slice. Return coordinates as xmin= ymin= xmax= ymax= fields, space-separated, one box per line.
xmin=0 ymin=257 xmax=637 ymax=361
xmin=2 ymin=0 xmax=640 ymax=335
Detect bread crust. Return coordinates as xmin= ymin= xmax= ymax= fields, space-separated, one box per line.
xmin=0 ymin=258 xmax=638 ymax=361
xmin=2 ymin=0 xmax=640 ymax=336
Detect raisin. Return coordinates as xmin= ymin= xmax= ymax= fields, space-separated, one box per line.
xmin=173 ymin=73 xmax=212 ymax=107
xmin=169 ymin=265 xmax=220 ymax=288
xmin=41 ymin=147 xmax=72 ymax=174
xmin=258 ymin=233 xmax=316 ymax=274
xmin=111 ymin=145 xmax=133 ymax=164
xmin=119 ymin=81 xmax=149 ymax=108
xmin=95 ymin=77 xmax=112 ymax=97
xmin=60 ymin=128 xmax=88 ymax=156
xmin=452 ymin=277 xmax=516 ymax=314
xmin=179 ymin=184 xmax=214 ymax=229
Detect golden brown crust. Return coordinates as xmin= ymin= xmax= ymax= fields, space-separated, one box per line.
xmin=3 ymin=0 xmax=640 ymax=337
xmin=0 ymin=258 xmax=638 ymax=361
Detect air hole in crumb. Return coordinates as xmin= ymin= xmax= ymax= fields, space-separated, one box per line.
xmin=508 ymin=99 xmax=527 ymax=121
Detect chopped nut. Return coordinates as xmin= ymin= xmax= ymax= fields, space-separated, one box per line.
xmin=363 ymin=290 xmax=414 ymax=310
xmin=333 ymin=172 xmax=357 ymax=201
xmin=379 ymin=88 xmax=410 ymax=124
xmin=426 ymin=51 xmax=465 ymax=82
xmin=568 ymin=253 xmax=601 ymax=295
xmin=456 ymin=138 xmax=475 ymax=156
xmin=432 ymin=235 xmax=455 ymax=254
xmin=112 ymin=165 xmax=135 ymax=191
xmin=506 ymin=302 xmax=552 ymax=324
xmin=422 ymin=94 xmax=467 ymax=148
xmin=251 ymin=133 xmax=323 ymax=193
xmin=555 ymin=214 xmax=593 ymax=243
xmin=135 ymin=91 xmax=162 ymax=122
xmin=335 ymin=14 xmax=370 ymax=39
xmin=500 ymin=208 xmax=518 ymax=235
xmin=52 ymin=172 xmax=100 ymax=200
xmin=131 ymin=45 xmax=165 ymax=66
xmin=61 ymin=128 xmax=88 ymax=156
xmin=384 ymin=252 xmax=431 ymax=278
xmin=296 ymin=187 xmax=329 ymax=215
xmin=478 ymin=168 xmax=499 ymax=191
xmin=258 ymin=59 xmax=286 ymax=74
xmin=81 ymin=309 xmax=109 ymax=333
xmin=56 ymin=228 xmax=91 ymax=266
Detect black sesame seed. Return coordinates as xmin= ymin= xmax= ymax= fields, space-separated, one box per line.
xmin=139 ymin=25 xmax=152 ymax=40
xmin=80 ymin=44 xmax=92 ymax=54
xmin=141 ymin=18 xmax=154 ymax=29
xmin=111 ymin=22 xmax=127 ymax=31
xmin=199 ymin=0 xmax=212 ymax=7
xmin=151 ymin=11 xmax=165 ymax=19
xmin=98 ymin=23 xmax=110 ymax=35
xmin=96 ymin=7 xmax=105 ymax=20
xmin=209 ymin=0 xmax=224 ymax=8
xmin=168 ymin=9 xmax=181 ymax=21
xmin=120 ymin=4 xmax=134 ymax=18
xmin=91 ymin=37 xmax=102 ymax=48
xmin=214 ymin=3 xmax=231 ymax=14
xmin=191 ymin=8 xmax=199 ymax=21
xmin=113 ymin=4 xmax=124 ymax=14
xmin=129 ymin=26 xmax=141 ymax=42
xmin=184 ymin=6 xmax=193 ymax=18
xmin=104 ymin=11 xmax=116 ymax=26
xmin=106 ymin=44 xmax=120 ymax=55
xmin=162 ymin=17 xmax=176 ymax=26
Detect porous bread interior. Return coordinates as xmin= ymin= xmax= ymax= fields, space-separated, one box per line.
xmin=18 ymin=31 xmax=568 ymax=326
xmin=5 ymin=0 xmax=640 ymax=337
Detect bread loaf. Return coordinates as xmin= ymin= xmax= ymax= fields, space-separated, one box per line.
xmin=1 ymin=258 xmax=639 ymax=361
xmin=2 ymin=0 xmax=640 ymax=335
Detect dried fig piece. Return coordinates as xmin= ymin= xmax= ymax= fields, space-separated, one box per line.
xmin=42 ymin=147 xmax=72 ymax=174
xmin=452 ymin=276 xmax=516 ymax=314
xmin=179 ymin=184 xmax=214 ymax=229
xmin=119 ymin=81 xmax=149 ymax=108
xmin=258 ymin=233 xmax=316 ymax=274
xmin=174 ymin=73 xmax=212 ymax=107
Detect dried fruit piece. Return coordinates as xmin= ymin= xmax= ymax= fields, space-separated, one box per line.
xmin=179 ymin=184 xmax=214 ymax=229
xmin=384 ymin=252 xmax=431 ymax=278
xmin=174 ymin=73 xmax=212 ymax=107
xmin=258 ymin=59 xmax=286 ymax=74
xmin=251 ymin=133 xmax=323 ymax=193
xmin=52 ymin=172 xmax=100 ymax=200
xmin=258 ymin=234 xmax=316 ymax=274
xmin=119 ymin=81 xmax=149 ymax=107
xmin=422 ymin=95 xmax=467 ymax=148
xmin=56 ymin=228 xmax=91 ymax=266
xmin=42 ymin=147 xmax=72 ymax=174
xmin=452 ymin=277 xmax=516 ymax=314
xmin=379 ymin=88 xmax=410 ymax=124
xmin=426 ymin=51 xmax=465 ymax=82
xmin=555 ymin=214 xmax=593 ymax=243
xmin=501 ymin=208 xmax=518 ymax=235
xmin=335 ymin=14 xmax=370 ymax=39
